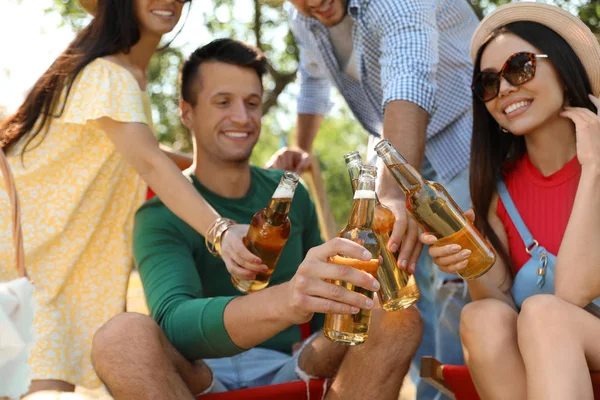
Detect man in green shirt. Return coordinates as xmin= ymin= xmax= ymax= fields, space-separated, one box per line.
xmin=91 ymin=39 xmax=422 ymax=400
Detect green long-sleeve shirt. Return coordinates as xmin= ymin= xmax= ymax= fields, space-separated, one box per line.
xmin=133 ymin=167 xmax=324 ymax=361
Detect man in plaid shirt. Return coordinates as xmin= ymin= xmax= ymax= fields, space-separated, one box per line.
xmin=267 ymin=0 xmax=479 ymax=397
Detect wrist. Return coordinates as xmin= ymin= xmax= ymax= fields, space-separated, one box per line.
xmin=276 ymin=282 xmax=312 ymax=326
xmin=205 ymin=217 xmax=237 ymax=258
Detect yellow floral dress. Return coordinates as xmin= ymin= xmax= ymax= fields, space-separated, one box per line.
xmin=0 ymin=58 xmax=150 ymax=388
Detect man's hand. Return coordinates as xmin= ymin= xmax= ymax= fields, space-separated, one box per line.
xmin=265 ymin=147 xmax=312 ymax=175
xmin=221 ymin=224 xmax=269 ymax=280
xmin=283 ymin=238 xmax=381 ymax=325
xmin=379 ymin=195 xmax=423 ymax=274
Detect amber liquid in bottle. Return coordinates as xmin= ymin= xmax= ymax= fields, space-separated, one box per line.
xmin=324 ymin=165 xmax=380 ymax=345
xmin=344 ymin=152 xmax=420 ymax=311
xmin=375 ymin=140 xmax=496 ymax=280
xmin=232 ymin=172 xmax=299 ymax=293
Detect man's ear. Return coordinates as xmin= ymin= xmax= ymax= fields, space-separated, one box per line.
xmin=180 ymin=100 xmax=193 ymax=129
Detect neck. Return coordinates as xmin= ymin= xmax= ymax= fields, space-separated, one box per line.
xmin=193 ymin=151 xmax=252 ymax=198
xmin=123 ymin=33 xmax=162 ymax=73
xmin=524 ymin=115 xmax=577 ymax=176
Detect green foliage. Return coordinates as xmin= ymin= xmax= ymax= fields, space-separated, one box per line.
xmin=47 ymin=0 xmax=599 ymax=228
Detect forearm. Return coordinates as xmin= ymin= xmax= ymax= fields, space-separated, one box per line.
xmin=295 ymin=113 xmax=324 ymax=153
xmin=142 ymin=150 xmax=220 ymax=237
xmin=223 ymin=282 xmax=294 ymax=349
xmin=378 ymin=100 xmax=428 ymax=199
xmin=555 ymin=167 xmax=600 ymax=305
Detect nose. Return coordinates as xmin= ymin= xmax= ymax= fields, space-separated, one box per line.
xmin=498 ymin=76 xmax=517 ymax=98
xmin=229 ymin=100 xmax=250 ymax=126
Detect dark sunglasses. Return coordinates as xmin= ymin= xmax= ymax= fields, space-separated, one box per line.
xmin=176 ymin=0 xmax=192 ymax=3
xmin=472 ymin=52 xmax=548 ymax=102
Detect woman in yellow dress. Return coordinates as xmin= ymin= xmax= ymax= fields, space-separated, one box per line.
xmin=0 ymin=0 xmax=262 ymax=393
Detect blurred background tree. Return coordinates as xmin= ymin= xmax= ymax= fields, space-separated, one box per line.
xmin=49 ymin=0 xmax=599 ymax=228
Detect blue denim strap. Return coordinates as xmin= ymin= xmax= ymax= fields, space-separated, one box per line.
xmin=496 ymin=179 xmax=537 ymax=251
xmin=497 ymin=179 xmax=550 ymax=288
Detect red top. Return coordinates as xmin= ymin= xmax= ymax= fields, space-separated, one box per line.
xmin=496 ymin=153 xmax=581 ymax=274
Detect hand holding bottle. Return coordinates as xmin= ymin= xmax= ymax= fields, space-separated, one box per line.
xmin=419 ymin=209 xmax=477 ymax=274
xmin=284 ymin=238 xmax=380 ymax=325
xmin=221 ymin=224 xmax=269 ymax=280
xmin=377 ymin=195 xmax=423 ymax=274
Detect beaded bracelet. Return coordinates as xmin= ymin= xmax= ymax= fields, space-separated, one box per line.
xmin=205 ymin=217 xmax=237 ymax=258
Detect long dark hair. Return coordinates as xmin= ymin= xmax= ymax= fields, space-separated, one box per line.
xmin=0 ymin=0 xmax=141 ymax=153
xmin=470 ymin=21 xmax=596 ymax=268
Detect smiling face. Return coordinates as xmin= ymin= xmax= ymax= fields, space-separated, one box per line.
xmin=479 ymin=33 xmax=567 ymax=136
xmin=181 ymin=61 xmax=263 ymax=165
xmin=133 ymin=0 xmax=185 ymax=38
xmin=288 ymin=0 xmax=348 ymax=27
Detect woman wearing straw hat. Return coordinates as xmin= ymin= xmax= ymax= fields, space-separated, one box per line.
xmin=0 ymin=0 xmax=260 ymax=393
xmin=419 ymin=3 xmax=600 ymax=399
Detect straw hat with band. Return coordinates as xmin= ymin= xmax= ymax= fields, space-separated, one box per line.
xmin=470 ymin=2 xmax=600 ymax=97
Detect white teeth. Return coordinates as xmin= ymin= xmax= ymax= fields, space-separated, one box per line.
xmin=318 ymin=0 xmax=331 ymax=13
xmin=504 ymin=100 xmax=531 ymax=114
xmin=224 ymin=132 xmax=248 ymax=138
xmin=152 ymin=10 xmax=173 ymax=16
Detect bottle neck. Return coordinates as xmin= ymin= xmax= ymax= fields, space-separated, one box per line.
xmin=376 ymin=142 xmax=424 ymax=193
xmin=266 ymin=172 xmax=298 ymax=225
xmin=265 ymin=197 xmax=292 ymax=225
xmin=348 ymin=177 xmax=376 ymax=228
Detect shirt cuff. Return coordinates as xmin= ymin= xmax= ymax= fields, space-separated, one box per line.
xmin=171 ymin=296 xmax=243 ymax=360
xmin=382 ymin=75 xmax=436 ymax=115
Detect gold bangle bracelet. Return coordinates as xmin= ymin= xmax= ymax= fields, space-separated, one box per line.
xmin=205 ymin=217 xmax=237 ymax=258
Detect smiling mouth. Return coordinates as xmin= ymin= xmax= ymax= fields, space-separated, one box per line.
xmin=315 ymin=0 xmax=333 ymax=15
xmin=503 ymin=100 xmax=532 ymax=115
xmin=223 ymin=132 xmax=249 ymax=139
xmin=151 ymin=10 xmax=174 ymax=17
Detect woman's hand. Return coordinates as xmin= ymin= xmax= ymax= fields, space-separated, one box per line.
xmin=220 ymin=224 xmax=269 ymax=281
xmin=419 ymin=209 xmax=476 ymax=274
xmin=560 ymin=94 xmax=600 ymax=170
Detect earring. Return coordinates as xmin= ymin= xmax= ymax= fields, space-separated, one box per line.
xmin=499 ymin=126 xmax=509 ymax=134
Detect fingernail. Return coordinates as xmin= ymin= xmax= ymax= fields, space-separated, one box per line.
xmin=351 ymin=307 xmax=360 ymax=314
xmin=460 ymin=260 xmax=469 ymax=267
xmin=400 ymin=259 xmax=408 ymax=268
xmin=255 ymin=258 xmax=262 ymax=264
xmin=372 ymin=280 xmax=381 ymax=291
xmin=390 ymin=243 xmax=399 ymax=252
xmin=410 ymin=263 xmax=416 ymax=273
xmin=460 ymin=249 xmax=472 ymax=257
xmin=262 ymin=266 xmax=269 ymax=272
xmin=365 ymin=298 xmax=374 ymax=309
xmin=450 ymin=244 xmax=461 ymax=252
xmin=362 ymin=250 xmax=371 ymax=260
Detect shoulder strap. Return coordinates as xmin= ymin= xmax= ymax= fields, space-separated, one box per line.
xmin=496 ymin=179 xmax=537 ymax=250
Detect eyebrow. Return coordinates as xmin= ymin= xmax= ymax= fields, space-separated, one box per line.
xmin=211 ymin=91 xmax=262 ymax=98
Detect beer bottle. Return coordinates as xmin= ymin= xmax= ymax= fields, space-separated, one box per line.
xmin=324 ymin=165 xmax=380 ymax=345
xmin=232 ymin=171 xmax=299 ymax=294
xmin=374 ymin=139 xmax=496 ymax=279
xmin=344 ymin=152 xmax=419 ymax=311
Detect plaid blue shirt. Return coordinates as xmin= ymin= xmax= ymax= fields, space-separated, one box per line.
xmin=289 ymin=0 xmax=479 ymax=181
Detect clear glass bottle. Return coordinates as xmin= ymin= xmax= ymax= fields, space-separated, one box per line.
xmin=375 ymin=140 xmax=495 ymax=279
xmin=324 ymin=165 xmax=380 ymax=345
xmin=232 ymin=171 xmax=299 ymax=293
xmin=344 ymin=151 xmax=420 ymax=311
